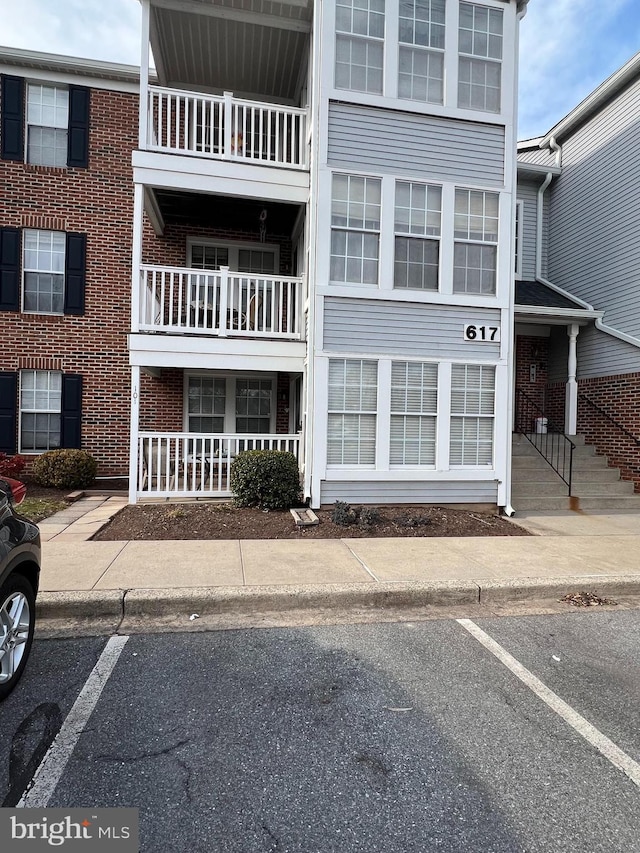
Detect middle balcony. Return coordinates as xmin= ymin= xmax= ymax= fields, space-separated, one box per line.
xmin=138 ymin=264 xmax=305 ymax=341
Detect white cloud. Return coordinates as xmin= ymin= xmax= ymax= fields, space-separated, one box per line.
xmin=0 ymin=0 xmax=140 ymax=65
xmin=518 ymin=0 xmax=640 ymax=139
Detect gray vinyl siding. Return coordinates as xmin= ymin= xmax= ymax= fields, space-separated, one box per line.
xmin=577 ymin=325 xmax=640 ymax=379
xmin=517 ymin=147 xmax=556 ymax=167
xmin=328 ymin=102 xmax=505 ymax=186
xmin=323 ymin=298 xmax=501 ymax=359
xmin=516 ymin=180 xmax=539 ymax=280
xmin=548 ymin=77 xmax=640 ymax=342
xmin=320 ymin=480 xmax=498 ymax=505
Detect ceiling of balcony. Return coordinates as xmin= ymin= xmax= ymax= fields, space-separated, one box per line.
xmin=150 ymin=0 xmax=313 ymax=104
xmin=153 ymin=189 xmax=303 ymax=237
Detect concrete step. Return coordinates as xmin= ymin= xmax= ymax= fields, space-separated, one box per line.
xmin=512 ymin=442 xmax=599 ymax=460
xmin=512 ymin=432 xmax=587 ymax=446
xmin=513 ymin=494 xmax=640 ymax=511
xmin=512 ymin=480 xmax=635 ymax=499
xmin=512 ymin=454 xmax=609 ymax=470
xmin=512 ymin=466 xmax=622 ymax=484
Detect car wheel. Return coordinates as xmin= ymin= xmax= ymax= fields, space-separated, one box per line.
xmin=0 ymin=574 xmax=36 ymax=701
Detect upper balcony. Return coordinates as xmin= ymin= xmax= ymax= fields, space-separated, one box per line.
xmin=137 ymin=0 xmax=312 ymax=191
xmin=146 ymin=86 xmax=308 ymax=169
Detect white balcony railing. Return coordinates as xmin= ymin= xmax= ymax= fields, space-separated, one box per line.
xmin=138 ymin=265 xmax=305 ymax=340
xmin=147 ymin=86 xmax=308 ymax=169
xmin=138 ymin=432 xmax=301 ymax=498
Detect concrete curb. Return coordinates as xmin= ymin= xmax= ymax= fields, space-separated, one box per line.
xmin=34 ymin=576 xmax=640 ymax=631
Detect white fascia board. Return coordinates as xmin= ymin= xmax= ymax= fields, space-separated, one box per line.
xmin=132 ymin=152 xmax=310 ymax=204
xmin=0 ymin=63 xmax=140 ymax=94
xmin=128 ymin=334 xmax=307 ymax=371
xmin=516 ymin=162 xmax=561 ymax=178
xmin=515 ymin=306 xmax=602 ymax=322
xmin=517 ymin=137 xmax=544 ymax=150
xmin=318 ymin=284 xmax=512 ymax=311
xmin=324 ymin=469 xmax=500 ymax=482
xmin=540 ymin=51 xmax=640 ymax=146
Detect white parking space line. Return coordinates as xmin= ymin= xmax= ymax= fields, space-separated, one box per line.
xmin=18 ymin=635 xmax=129 ymax=808
xmin=457 ymin=619 xmax=640 ymax=789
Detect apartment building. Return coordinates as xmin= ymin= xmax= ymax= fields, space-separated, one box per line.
xmin=130 ymin=0 xmax=530 ymax=508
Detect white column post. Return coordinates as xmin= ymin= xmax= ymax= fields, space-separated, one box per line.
xmin=223 ymin=92 xmax=233 ymax=159
xmin=131 ymin=183 xmax=144 ymax=333
xmin=128 ymin=365 xmax=141 ymax=504
xmin=565 ymin=323 xmax=579 ymax=435
xmin=138 ymin=0 xmax=151 ymax=150
xmin=219 ymin=266 xmax=229 ymax=336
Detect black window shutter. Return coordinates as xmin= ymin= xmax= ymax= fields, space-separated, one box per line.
xmin=61 ymin=374 xmax=82 ymax=449
xmin=0 ymin=227 xmax=20 ymax=311
xmin=64 ymin=232 xmax=86 ymax=315
xmin=0 ymin=372 xmax=18 ymax=454
xmin=1 ymin=75 xmax=24 ymax=161
xmin=67 ymin=86 xmax=90 ymax=168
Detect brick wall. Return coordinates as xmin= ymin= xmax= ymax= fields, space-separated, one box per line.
xmin=0 ymin=86 xmax=138 ymax=477
xmin=576 ymin=373 xmax=640 ymax=492
xmin=515 ymin=336 xmax=549 ymax=411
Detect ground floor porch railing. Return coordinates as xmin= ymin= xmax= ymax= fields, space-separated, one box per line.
xmin=137 ymin=432 xmax=301 ymax=499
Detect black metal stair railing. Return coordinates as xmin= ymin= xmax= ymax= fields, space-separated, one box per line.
xmin=515 ymin=388 xmax=576 ymax=494
xmin=578 ymin=393 xmax=640 ymax=476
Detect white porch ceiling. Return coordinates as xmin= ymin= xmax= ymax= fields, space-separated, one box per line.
xmin=150 ymin=0 xmax=313 ymax=103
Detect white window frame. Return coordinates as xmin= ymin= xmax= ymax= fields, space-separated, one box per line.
xmin=183 ymin=372 xmax=277 ymax=435
xmin=22 ymin=229 xmax=66 ymax=315
xmin=453 ymin=188 xmax=499 ymax=295
xmin=327 ymin=359 xmax=378 ymax=466
xmin=335 ymin=0 xmax=385 ymax=95
xmin=26 ymin=82 xmax=69 ymax=167
xmin=187 ymin=238 xmax=280 ymax=274
xmin=450 ymin=363 xmax=495 ymax=467
xmin=514 ymin=199 xmax=524 ymax=280
xmin=390 ymin=361 xmax=438 ymax=467
xmin=393 ymin=181 xmax=442 ymax=291
xmin=330 ymin=173 xmax=382 ymax=286
xmin=457 ymin=2 xmax=503 ymax=113
xmin=398 ymin=0 xmax=446 ymax=105
xmin=19 ymin=369 xmax=62 ymax=453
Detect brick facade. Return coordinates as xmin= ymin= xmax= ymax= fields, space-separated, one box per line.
xmin=0 ymin=86 xmax=138 ymax=477
xmin=576 ymin=373 xmax=640 ymax=492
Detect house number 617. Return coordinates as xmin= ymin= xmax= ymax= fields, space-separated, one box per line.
xmin=464 ymin=324 xmax=500 ymax=342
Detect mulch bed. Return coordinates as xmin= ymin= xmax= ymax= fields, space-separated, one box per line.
xmin=93 ymin=502 xmax=531 ymax=541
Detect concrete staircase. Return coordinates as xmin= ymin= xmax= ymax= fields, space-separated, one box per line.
xmin=511 ymin=432 xmax=640 ymax=511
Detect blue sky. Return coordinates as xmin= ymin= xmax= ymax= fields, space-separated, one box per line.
xmin=2 ymin=0 xmax=639 ymax=140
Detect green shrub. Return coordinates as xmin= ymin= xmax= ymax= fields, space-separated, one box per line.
xmin=358 ymin=506 xmax=380 ymax=529
xmin=331 ymin=500 xmax=357 ymax=526
xmin=31 ymin=449 xmax=98 ymax=489
xmin=230 ymin=450 xmax=301 ymax=510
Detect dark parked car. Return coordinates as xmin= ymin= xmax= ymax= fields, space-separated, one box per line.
xmin=0 ymin=477 xmax=40 ymax=700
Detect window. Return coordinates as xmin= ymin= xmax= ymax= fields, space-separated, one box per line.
xmin=514 ymin=200 xmax=523 ymax=279
xmin=19 ymin=370 xmax=62 ymax=452
xmin=330 ymin=174 xmax=381 ymax=285
xmin=23 ymin=229 xmax=65 ymax=313
xmin=27 ymin=84 xmax=69 ymax=167
xmin=187 ymin=376 xmax=226 ymax=433
xmin=450 ymin=364 xmax=495 ymax=465
xmin=235 ymin=378 xmax=272 ymax=433
xmin=394 ymin=181 xmax=441 ymax=290
xmin=390 ymin=361 xmax=437 ymax=465
xmin=335 ymin=0 xmax=385 ymax=94
xmin=189 ymin=242 xmax=277 ymax=274
xmin=398 ymin=0 xmax=445 ymax=104
xmin=328 ymin=359 xmax=377 ymax=465
xmin=458 ymin=3 xmax=503 ymax=113
xmin=453 ymin=189 xmax=499 ymax=294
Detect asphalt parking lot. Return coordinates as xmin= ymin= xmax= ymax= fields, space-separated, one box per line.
xmin=1 ymin=610 xmax=639 ymax=852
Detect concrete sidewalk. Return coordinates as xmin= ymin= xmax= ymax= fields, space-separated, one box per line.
xmin=35 ymin=497 xmax=640 ymax=632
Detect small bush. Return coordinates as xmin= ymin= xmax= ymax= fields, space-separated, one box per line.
xmin=31 ymin=449 xmax=98 ymax=489
xmin=358 ymin=506 xmax=380 ymax=529
xmin=230 ymin=450 xmax=301 ymax=510
xmin=331 ymin=500 xmax=358 ymax=526
xmin=0 ymin=453 xmax=26 ymax=479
